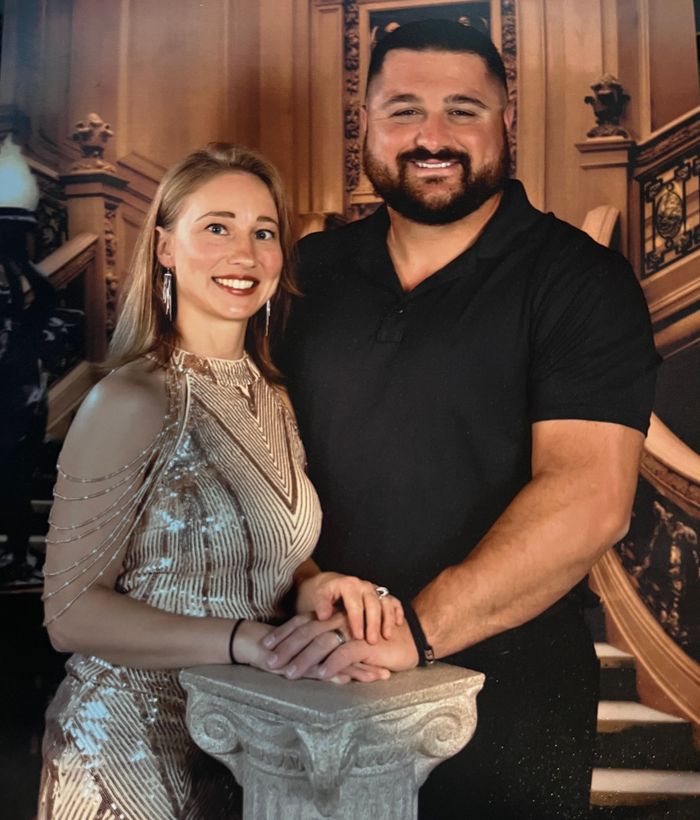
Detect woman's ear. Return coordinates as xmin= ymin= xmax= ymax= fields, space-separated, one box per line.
xmin=155 ymin=226 xmax=174 ymax=269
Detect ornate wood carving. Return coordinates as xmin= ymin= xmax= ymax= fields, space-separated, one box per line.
xmin=500 ymin=0 xmax=517 ymax=174
xmin=104 ymin=202 xmax=119 ymax=336
xmin=590 ymin=551 xmax=700 ymax=728
xmin=616 ymin=473 xmax=699 ymax=660
xmin=641 ymin=449 xmax=700 ymax=519
xmin=344 ymin=0 xmax=362 ymax=196
xmin=33 ymin=174 xmax=69 ymax=262
xmin=70 ymin=113 xmax=116 ymax=173
xmin=583 ymin=74 xmax=630 ymax=138
xmin=633 ymin=110 xmax=700 ymax=168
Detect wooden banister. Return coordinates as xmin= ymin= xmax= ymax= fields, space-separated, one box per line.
xmin=581 ymin=190 xmax=700 ymax=735
xmin=37 ymin=232 xmax=102 ymax=437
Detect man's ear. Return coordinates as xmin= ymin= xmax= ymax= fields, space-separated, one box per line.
xmin=155 ymin=227 xmax=174 ymax=269
xmin=503 ymin=101 xmax=515 ymax=132
xmin=360 ymin=104 xmax=368 ymax=137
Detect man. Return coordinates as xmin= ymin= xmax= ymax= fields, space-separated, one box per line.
xmin=279 ymin=20 xmax=658 ymax=820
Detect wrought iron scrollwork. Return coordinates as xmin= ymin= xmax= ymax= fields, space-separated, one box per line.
xmin=638 ymin=149 xmax=699 ymax=278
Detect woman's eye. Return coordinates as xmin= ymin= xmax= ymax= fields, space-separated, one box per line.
xmin=255 ymin=228 xmax=276 ymax=241
xmin=206 ymin=223 xmax=227 ymax=235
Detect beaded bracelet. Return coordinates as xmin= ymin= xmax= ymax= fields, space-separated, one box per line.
xmin=228 ymin=619 xmax=245 ymax=664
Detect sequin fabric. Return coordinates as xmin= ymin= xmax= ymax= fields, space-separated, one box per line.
xmin=38 ymin=351 xmax=321 ymax=819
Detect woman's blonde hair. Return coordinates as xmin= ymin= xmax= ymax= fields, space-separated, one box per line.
xmin=108 ymin=143 xmax=298 ymax=383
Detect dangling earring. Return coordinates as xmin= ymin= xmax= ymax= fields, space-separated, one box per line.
xmin=162 ymin=268 xmax=173 ymax=320
xmin=265 ymin=300 xmax=271 ymax=337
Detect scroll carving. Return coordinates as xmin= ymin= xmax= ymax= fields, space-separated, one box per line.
xmin=70 ymin=112 xmax=116 ymax=173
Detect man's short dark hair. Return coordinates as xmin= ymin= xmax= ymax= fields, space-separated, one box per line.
xmin=366 ymin=19 xmax=508 ymax=98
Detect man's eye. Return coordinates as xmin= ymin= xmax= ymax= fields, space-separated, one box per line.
xmin=206 ymin=223 xmax=227 ymax=235
xmin=391 ymin=109 xmax=420 ymax=118
xmin=255 ymin=228 xmax=276 ymax=241
xmin=449 ymin=109 xmax=476 ymax=118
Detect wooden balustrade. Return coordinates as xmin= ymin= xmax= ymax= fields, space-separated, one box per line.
xmin=36 ymin=232 xmax=102 ymax=438
xmin=581 ymin=183 xmax=700 ymax=738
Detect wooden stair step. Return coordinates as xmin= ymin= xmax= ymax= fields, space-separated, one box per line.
xmin=595 ymin=642 xmax=635 ymax=668
xmin=590 ymin=769 xmax=700 ymax=806
xmin=595 ymin=721 xmax=700 ymax=772
xmin=597 ymin=700 xmax=687 ymax=732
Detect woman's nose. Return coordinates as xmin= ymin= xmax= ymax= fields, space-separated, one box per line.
xmin=226 ymin=236 xmax=255 ymax=268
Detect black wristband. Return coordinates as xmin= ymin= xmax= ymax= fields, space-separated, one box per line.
xmin=402 ymin=603 xmax=435 ymax=667
xmin=228 ymin=619 xmax=244 ymax=664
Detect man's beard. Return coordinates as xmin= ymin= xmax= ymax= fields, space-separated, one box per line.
xmin=362 ymin=135 xmax=510 ymax=225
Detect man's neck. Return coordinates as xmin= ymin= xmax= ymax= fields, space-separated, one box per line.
xmin=386 ymin=190 xmax=503 ymax=292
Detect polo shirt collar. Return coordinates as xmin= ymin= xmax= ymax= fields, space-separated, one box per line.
xmin=354 ymin=179 xmax=543 ymax=293
xmin=474 ymin=179 xmax=542 ymax=259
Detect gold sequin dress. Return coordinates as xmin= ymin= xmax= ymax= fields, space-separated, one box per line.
xmin=38 ymin=351 xmax=322 ymax=820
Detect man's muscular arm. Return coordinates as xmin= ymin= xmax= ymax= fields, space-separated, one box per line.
xmin=264 ymin=417 xmax=643 ymax=676
xmin=414 ymin=418 xmax=643 ymax=657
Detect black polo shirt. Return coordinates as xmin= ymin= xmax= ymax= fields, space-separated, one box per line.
xmin=283 ymin=180 xmax=658 ymax=603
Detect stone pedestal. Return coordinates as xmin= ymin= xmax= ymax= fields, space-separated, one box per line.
xmin=181 ymin=663 xmax=484 ymax=820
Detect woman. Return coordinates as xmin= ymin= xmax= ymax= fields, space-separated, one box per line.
xmin=37 ymin=144 xmax=400 ymax=819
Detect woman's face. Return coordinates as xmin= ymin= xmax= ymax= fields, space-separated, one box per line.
xmin=157 ymin=171 xmax=283 ymax=336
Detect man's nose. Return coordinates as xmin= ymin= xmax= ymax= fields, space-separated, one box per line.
xmin=414 ymin=113 xmax=452 ymax=153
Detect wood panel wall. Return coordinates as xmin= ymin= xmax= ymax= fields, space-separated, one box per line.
xmin=1 ymin=0 xmax=698 ymax=269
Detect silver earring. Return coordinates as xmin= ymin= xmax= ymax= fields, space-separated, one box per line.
xmin=265 ymin=300 xmax=271 ymax=337
xmin=162 ymin=268 xmax=173 ymax=320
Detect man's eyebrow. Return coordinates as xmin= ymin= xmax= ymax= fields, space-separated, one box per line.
xmin=379 ymin=93 xmax=489 ymax=110
xmin=444 ymin=94 xmax=488 ymax=109
xmin=381 ymin=93 xmax=421 ymax=107
xmin=195 ymin=211 xmax=278 ymax=225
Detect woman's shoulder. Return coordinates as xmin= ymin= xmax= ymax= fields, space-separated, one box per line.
xmin=60 ymin=358 xmax=169 ymax=477
xmin=84 ymin=357 xmax=167 ymax=421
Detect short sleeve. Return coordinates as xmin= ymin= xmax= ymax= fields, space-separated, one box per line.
xmin=529 ymin=247 xmax=660 ymax=434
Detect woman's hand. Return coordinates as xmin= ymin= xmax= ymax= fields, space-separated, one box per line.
xmin=262 ymin=612 xmax=393 ymax=682
xmin=295 ymin=571 xmax=404 ymax=644
xmin=238 ymin=616 xmax=390 ymax=684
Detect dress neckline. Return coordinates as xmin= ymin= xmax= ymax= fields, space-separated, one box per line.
xmin=170 ymin=348 xmax=259 ymax=387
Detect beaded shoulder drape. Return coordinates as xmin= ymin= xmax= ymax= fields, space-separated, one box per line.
xmin=38 ymin=351 xmax=322 ymax=820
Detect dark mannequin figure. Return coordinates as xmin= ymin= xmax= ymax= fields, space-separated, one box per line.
xmin=0 ymin=218 xmax=56 ymax=584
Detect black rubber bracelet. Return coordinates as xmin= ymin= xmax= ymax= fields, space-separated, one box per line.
xmin=228 ymin=619 xmax=244 ymax=664
xmin=402 ymin=602 xmax=435 ymax=667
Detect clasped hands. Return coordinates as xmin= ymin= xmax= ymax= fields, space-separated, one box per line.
xmin=246 ymin=572 xmax=420 ymax=683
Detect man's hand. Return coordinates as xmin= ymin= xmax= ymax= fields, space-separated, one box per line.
xmin=295 ymin=571 xmax=404 ymax=643
xmin=264 ymin=612 xmax=419 ymax=680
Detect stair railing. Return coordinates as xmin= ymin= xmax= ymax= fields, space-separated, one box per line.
xmin=582 ymin=108 xmax=700 ymax=736
xmin=36 ymin=232 xmax=101 ymax=437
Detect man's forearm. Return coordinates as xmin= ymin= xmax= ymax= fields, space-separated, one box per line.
xmin=413 ymin=421 xmax=644 ymax=658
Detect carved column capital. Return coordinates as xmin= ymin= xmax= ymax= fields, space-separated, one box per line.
xmin=182 ymin=664 xmax=484 ymax=819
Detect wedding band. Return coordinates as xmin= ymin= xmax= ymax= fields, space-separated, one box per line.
xmin=375 ymin=586 xmax=390 ymax=599
xmin=332 ymin=628 xmax=347 ymax=646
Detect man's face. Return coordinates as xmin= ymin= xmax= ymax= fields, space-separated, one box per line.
xmin=362 ymin=48 xmax=513 ymax=225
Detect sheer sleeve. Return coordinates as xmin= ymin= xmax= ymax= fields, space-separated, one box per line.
xmin=42 ymin=364 xmax=187 ymax=624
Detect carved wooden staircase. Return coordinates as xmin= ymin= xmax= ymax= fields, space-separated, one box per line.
xmin=590 ymin=636 xmax=700 ymax=817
